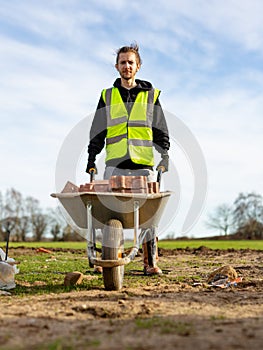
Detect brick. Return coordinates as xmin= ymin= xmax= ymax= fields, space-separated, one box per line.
xmin=61 ymin=181 xmax=80 ymax=193
xmin=111 ymin=188 xmax=148 ymax=194
xmin=79 ymin=180 xmax=109 ymax=193
xmin=109 ymin=176 xmax=147 ymax=190
xmin=147 ymin=182 xmax=160 ymax=193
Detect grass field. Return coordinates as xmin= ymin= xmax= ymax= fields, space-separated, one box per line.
xmin=1 ymin=239 xmax=262 ymax=297
xmin=2 ymin=239 xmax=263 ymax=250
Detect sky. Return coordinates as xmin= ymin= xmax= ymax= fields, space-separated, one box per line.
xmin=0 ymin=0 xmax=263 ymax=238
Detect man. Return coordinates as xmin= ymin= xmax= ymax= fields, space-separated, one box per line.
xmin=86 ymin=43 xmax=170 ymax=275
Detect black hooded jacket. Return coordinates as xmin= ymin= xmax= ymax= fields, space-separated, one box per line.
xmin=88 ymin=78 xmax=170 ymax=169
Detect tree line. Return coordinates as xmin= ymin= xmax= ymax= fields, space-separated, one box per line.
xmin=205 ymin=192 xmax=263 ymax=239
xmin=0 ymin=188 xmax=84 ymax=242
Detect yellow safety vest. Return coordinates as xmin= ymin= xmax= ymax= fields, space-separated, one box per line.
xmin=101 ymin=87 xmax=160 ymax=166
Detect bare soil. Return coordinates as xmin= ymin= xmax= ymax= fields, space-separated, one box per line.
xmin=0 ymin=247 xmax=263 ymax=350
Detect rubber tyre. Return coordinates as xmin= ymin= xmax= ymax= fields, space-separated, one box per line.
xmin=102 ymin=219 xmax=124 ymax=291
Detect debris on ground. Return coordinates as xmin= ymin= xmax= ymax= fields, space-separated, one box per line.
xmin=64 ymin=272 xmax=84 ymax=286
xmin=207 ymin=265 xmax=242 ymax=288
xmin=36 ymin=247 xmax=53 ymax=254
xmin=207 ymin=265 xmax=238 ymax=283
xmin=0 ymin=248 xmax=19 ymax=290
xmin=0 ymin=290 xmax=12 ymax=296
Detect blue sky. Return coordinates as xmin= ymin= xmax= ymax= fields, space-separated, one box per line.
xmin=0 ymin=0 xmax=262 ymax=237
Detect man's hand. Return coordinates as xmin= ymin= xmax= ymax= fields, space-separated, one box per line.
xmin=156 ymin=153 xmax=169 ymax=173
xmin=86 ymin=161 xmax=97 ymax=174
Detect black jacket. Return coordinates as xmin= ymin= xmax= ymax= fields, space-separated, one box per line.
xmin=88 ymin=78 xmax=170 ymax=169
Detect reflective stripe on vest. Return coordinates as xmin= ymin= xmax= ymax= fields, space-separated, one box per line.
xmin=102 ymin=87 xmax=160 ymax=165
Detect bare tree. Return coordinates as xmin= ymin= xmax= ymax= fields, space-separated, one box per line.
xmin=232 ymin=192 xmax=263 ymax=238
xmin=205 ymin=204 xmax=233 ymax=236
xmin=0 ymin=189 xmax=31 ymax=241
xmin=206 ymin=192 xmax=263 ymax=238
xmin=26 ymin=196 xmax=48 ymax=241
xmin=47 ymin=207 xmax=67 ymax=241
xmin=62 ymin=224 xmax=85 ymax=242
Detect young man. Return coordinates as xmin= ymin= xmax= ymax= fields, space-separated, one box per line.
xmin=86 ymin=43 xmax=170 ymax=275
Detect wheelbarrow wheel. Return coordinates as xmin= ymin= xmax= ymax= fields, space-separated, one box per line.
xmin=102 ymin=219 xmax=124 ymax=291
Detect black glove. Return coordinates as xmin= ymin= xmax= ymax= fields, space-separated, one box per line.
xmin=86 ymin=161 xmax=97 ymax=174
xmin=156 ymin=153 xmax=169 ymax=173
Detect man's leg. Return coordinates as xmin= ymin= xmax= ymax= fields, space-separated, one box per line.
xmin=142 ymin=227 xmax=162 ymax=275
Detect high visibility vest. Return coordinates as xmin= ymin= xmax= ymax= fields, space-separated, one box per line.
xmin=102 ymin=87 xmax=160 ymax=166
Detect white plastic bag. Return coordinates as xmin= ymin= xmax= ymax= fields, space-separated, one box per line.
xmin=0 ymin=248 xmax=19 ymax=290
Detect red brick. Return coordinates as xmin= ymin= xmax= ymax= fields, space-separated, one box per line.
xmin=109 ymin=176 xmax=147 ymax=190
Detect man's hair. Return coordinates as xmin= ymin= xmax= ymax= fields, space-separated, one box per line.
xmin=116 ymin=42 xmax=142 ymax=65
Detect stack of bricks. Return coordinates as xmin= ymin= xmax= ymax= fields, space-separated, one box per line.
xmin=61 ymin=177 xmax=160 ymax=194
xmin=109 ymin=176 xmax=148 ymax=193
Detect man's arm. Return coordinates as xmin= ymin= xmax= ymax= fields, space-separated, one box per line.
xmin=152 ymin=98 xmax=170 ymax=172
xmin=86 ymin=96 xmax=107 ymax=173
xmin=152 ymin=98 xmax=170 ymax=154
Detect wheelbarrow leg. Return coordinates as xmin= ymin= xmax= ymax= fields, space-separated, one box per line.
xmin=86 ymin=202 xmax=96 ymax=267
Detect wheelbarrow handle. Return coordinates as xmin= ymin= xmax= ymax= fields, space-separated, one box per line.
xmin=89 ymin=168 xmax=95 ymax=182
xmin=157 ymin=167 xmax=164 ymax=185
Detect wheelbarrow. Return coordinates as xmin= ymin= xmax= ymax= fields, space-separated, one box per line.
xmin=51 ymin=170 xmax=172 ymax=291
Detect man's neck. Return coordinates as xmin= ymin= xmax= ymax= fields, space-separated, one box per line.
xmin=121 ymin=78 xmax=137 ymax=89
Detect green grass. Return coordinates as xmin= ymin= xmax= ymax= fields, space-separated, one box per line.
xmin=158 ymin=240 xmax=263 ymax=250
xmin=1 ymin=239 xmax=262 ymax=298
xmin=1 ymin=241 xmax=87 ymax=250
xmin=4 ymin=247 xmax=105 ymax=296
xmin=3 ymin=239 xmax=263 ymax=250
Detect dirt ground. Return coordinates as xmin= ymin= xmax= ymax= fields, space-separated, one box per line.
xmin=0 ymin=247 xmax=263 ymax=350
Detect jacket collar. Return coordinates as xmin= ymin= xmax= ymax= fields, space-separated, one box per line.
xmin=113 ymin=78 xmax=153 ymax=91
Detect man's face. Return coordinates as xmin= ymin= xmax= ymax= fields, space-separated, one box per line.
xmin=115 ymin=52 xmax=140 ymax=80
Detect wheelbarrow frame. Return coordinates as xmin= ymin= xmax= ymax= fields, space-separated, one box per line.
xmin=51 ymin=190 xmax=172 ymax=268
xmin=51 ymin=170 xmax=172 ymax=290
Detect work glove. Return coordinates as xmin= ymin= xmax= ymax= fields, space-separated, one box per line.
xmin=156 ymin=153 xmax=169 ymax=173
xmin=85 ymin=161 xmax=97 ymax=174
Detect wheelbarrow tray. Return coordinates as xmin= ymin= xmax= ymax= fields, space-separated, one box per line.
xmin=51 ymin=191 xmax=172 ymax=230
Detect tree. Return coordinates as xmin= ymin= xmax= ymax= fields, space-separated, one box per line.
xmin=206 ymin=192 xmax=263 ymax=238
xmin=47 ymin=207 xmax=67 ymax=241
xmin=205 ymin=204 xmax=233 ymax=236
xmin=62 ymin=224 xmax=85 ymax=241
xmin=232 ymin=192 xmax=263 ymax=238
xmin=0 ymin=188 xmax=69 ymax=242
xmin=0 ymin=188 xmax=31 ymax=241
xmin=26 ymin=197 xmax=48 ymax=241
xmin=233 ymin=192 xmax=263 ymax=227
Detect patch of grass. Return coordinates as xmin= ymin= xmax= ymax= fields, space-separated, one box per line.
xmin=158 ymin=240 xmax=263 ymax=250
xmin=3 ymin=239 xmax=263 ymax=251
xmin=3 ymin=238 xmax=261 ymax=297
xmin=11 ymin=249 xmax=104 ymax=296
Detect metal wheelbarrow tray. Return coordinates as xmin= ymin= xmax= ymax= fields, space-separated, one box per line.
xmin=51 ymin=190 xmax=172 ymax=230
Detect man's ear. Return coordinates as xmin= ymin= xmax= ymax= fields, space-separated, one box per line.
xmin=136 ymin=63 xmax=141 ymax=72
xmin=115 ymin=64 xmax=119 ymax=71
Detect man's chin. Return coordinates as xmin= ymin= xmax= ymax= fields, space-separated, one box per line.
xmin=121 ymin=74 xmax=132 ymax=80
